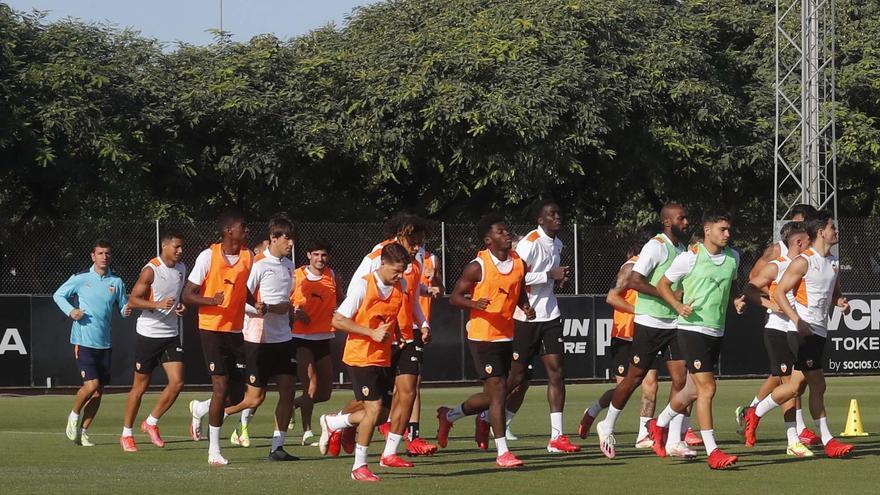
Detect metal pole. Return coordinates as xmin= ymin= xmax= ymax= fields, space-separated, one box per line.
xmin=441 ymin=221 xmax=447 ymax=294
xmin=573 ymin=223 xmax=579 ymax=294
xmin=220 ymin=0 xmax=223 ymax=33
xmin=155 ymin=219 xmax=160 ymax=258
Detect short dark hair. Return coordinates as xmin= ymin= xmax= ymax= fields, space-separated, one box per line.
xmin=380 ymin=242 xmax=411 ymax=265
xmin=532 ymin=199 xmax=559 ymax=222
xmin=790 ymin=204 xmax=818 ymax=221
xmin=304 ymin=238 xmax=332 ymax=253
xmin=805 ymin=209 xmax=834 ymax=241
xmin=689 ymin=230 xmax=704 ymax=246
xmin=268 ymin=213 xmax=294 ymax=240
xmin=626 ymin=224 xmax=658 ymax=258
xmin=477 ymin=213 xmax=506 ymax=243
xmin=93 ymin=239 xmax=112 ymax=252
xmin=702 ymin=210 xmax=732 ymax=226
xmin=160 ymin=230 xmax=184 ymax=243
xmin=217 ymin=209 xmax=245 ymax=233
xmin=396 ymin=214 xmax=427 ymax=240
xmin=781 ymin=221 xmax=807 ymax=245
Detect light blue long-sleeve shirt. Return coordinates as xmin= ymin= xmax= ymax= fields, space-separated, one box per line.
xmin=53 ymin=265 xmax=129 ymax=349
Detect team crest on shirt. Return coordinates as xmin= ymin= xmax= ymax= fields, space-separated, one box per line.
xmin=632 ymin=355 xmax=641 ymax=365
xmin=362 ymin=386 xmax=370 ymax=396
xmin=108 ymin=286 xmax=116 ymax=294
xmin=780 ymin=364 xmax=788 ymax=373
xmin=249 ymin=374 xmax=257 ymax=384
xmin=694 ymin=360 xmax=702 ymax=370
xmin=209 ymin=362 xmax=215 ymax=372
xmin=806 ymin=359 xmax=814 ymax=368
xmin=512 ymin=352 xmax=520 ymax=361
xmin=617 ymin=365 xmax=625 ymax=374
xmin=135 ymin=362 xmax=141 ymax=371
xmin=80 ymin=370 xmax=86 ymax=378
xmin=485 ymin=365 xmax=493 ymax=375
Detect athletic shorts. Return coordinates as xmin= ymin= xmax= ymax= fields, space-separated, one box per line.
xmin=243 ymin=340 xmax=297 ymax=387
xmin=764 ymin=328 xmax=794 ymax=376
xmin=134 ymin=335 xmax=183 ymax=374
xmin=788 ymin=333 xmax=826 ymax=372
xmin=293 ymin=336 xmax=332 ymax=362
xmin=677 ymin=330 xmax=722 ymax=374
xmin=469 ymin=340 xmax=512 ymax=380
xmin=200 ymin=330 xmax=245 ymax=378
xmin=629 ymin=323 xmax=682 ymax=370
xmin=74 ymin=345 xmax=111 ymax=384
xmin=512 ymin=318 xmax=565 ymax=366
xmin=349 ymin=365 xmax=393 ymax=408
xmin=610 ymin=337 xmax=659 ymax=377
xmin=392 ymin=334 xmax=424 ymax=376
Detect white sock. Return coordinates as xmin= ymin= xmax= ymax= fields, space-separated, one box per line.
xmin=750 ymin=396 xmax=761 ymax=407
xmin=146 ymin=415 xmax=159 ymax=426
xmin=550 ymin=412 xmax=563 ymax=440
xmin=815 ymin=417 xmax=833 ymax=445
xmin=656 ymin=404 xmax=678 ymax=428
xmin=796 ymin=408 xmax=807 ymax=433
xmin=353 ymin=444 xmax=369 ymax=470
xmin=122 ymin=427 xmax=133 ymax=437
xmin=195 ymin=399 xmax=211 ymax=418
xmin=326 ymin=413 xmax=353 ymax=431
xmin=271 ymin=430 xmax=286 ymax=451
xmin=701 ymin=429 xmax=718 ymax=453
xmin=755 ymin=396 xmax=779 ymax=418
xmin=587 ymin=400 xmax=602 ymax=418
xmin=241 ymin=408 xmax=254 ymax=426
xmin=209 ymin=425 xmax=221 ymax=455
xmin=603 ymin=405 xmax=622 ymax=432
xmin=68 ymin=411 xmax=79 ymax=423
xmin=495 ymin=436 xmax=509 ymax=456
xmin=446 ymin=404 xmax=466 ymax=423
xmin=667 ymin=414 xmax=685 ymax=449
xmin=637 ymin=416 xmax=651 ymax=439
xmin=785 ymin=421 xmax=799 ymax=445
xmin=383 ymin=432 xmax=403 ymax=456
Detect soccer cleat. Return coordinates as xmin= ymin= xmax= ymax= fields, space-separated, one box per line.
xmin=684 ymin=428 xmax=703 ymax=446
xmin=141 ymin=420 xmax=165 ymax=448
xmin=505 ymin=427 xmax=519 ymax=441
xmin=475 ymin=414 xmax=490 ymax=450
xmin=547 ymin=435 xmax=581 ymax=453
xmin=328 ymin=429 xmax=342 ymax=456
xmin=380 ymin=454 xmax=414 ymax=468
xmin=786 ymin=442 xmax=815 ymax=457
xmin=634 ymin=436 xmax=654 ymax=449
xmin=666 ymin=441 xmax=697 ymax=459
xmin=496 ymin=451 xmax=525 ymax=468
xmin=596 ymin=421 xmax=616 ymax=459
xmin=76 ymin=432 xmax=94 ymax=447
xmin=302 ymin=430 xmax=316 ymax=446
xmin=120 ymin=435 xmax=138 ymax=452
xmin=229 ymin=424 xmax=251 ymax=447
xmin=319 ymin=414 xmax=335 ymax=455
xmin=378 ymin=421 xmax=391 ymax=439
xmin=268 ymin=448 xmax=299 ymax=461
xmin=823 ymin=438 xmax=854 ymax=458
xmin=406 ymin=437 xmax=438 ymax=456
xmin=707 ymin=448 xmax=738 ymax=469
xmin=743 ymin=407 xmax=760 ymax=447
xmin=798 ymin=427 xmax=821 ymax=446
xmin=734 ymin=405 xmax=746 ymax=436
xmin=341 ymin=427 xmax=356 ymax=454
xmin=66 ymin=417 xmax=78 ymax=442
xmin=578 ymin=410 xmax=595 ymax=439
xmin=648 ymin=419 xmax=668 ymax=457
xmin=288 ymin=413 xmax=296 ymax=431
xmin=436 ymin=407 xmax=454 ymax=448
xmin=188 ymin=400 xmax=202 ymax=441
xmin=208 ymin=453 xmax=229 ymax=466
xmin=351 ymin=465 xmax=380 ymax=482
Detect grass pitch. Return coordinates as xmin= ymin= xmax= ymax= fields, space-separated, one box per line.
xmin=1 ymin=377 xmax=878 ymax=494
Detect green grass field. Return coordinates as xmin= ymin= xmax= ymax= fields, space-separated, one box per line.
xmin=2 ymin=377 xmax=879 ymax=494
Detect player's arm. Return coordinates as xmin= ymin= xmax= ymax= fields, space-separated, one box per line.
xmin=657 ymin=251 xmax=694 ymax=317
xmin=117 ymin=280 xmax=132 ymax=317
xmin=181 ymin=281 xmax=223 ymax=307
xmin=449 ymin=261 xmax=487 ymax=310
xmin=748 ymin=242 xmax=780 ymax=282
xmin=333 ymin=271 xmax=344 ymax=306
xmin=833 ymin=278 xmax=850 ymax=315
xmin=745 ymin=263 xmax=779 ymax=311
xmin=128 ymin=267 xmax=172 ymax=310
xmin=606 ymin=262 xmax=635 ymax=314
xmin=773 ymin=257 xmax=812 ymax=335
xmin=428 ymin=257 xmax=445 ymax=294
xmin=517 ymin=238 xmax=567 ymax=285
xmin=331 ymin=280 xmax=390 ymax=343
xmin=53 ymin=274 xmax=84 ymax=320
xmin=518 ymin=274 xmax=536 ymax=320
xmin=627 ymin=240 xmax=664 ymax=298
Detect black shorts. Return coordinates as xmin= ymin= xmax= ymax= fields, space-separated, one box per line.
xmin=349 ymin=365 xmax=393 ymax=408
xmin=392 ymin=337 xmax=423 ymax=376
xmin=630 ymin=323 xmax=681 ymax=370
xmin=764 ymin=328 xmax=795 ymax=376
xmin=512 ymin=318 xmax=564 ymax=365
xmin=677 ymin=330 xmax=722 ymax=374
xmin=200 ymin=330 xmax=245 ymax=378
xmin=788 ymin=333 xmax=826 ymax=371
xmin=243 ymin=340 xmax=297 ymax=388
xmin=610 ymin=337 xmax=659 ymax=377
xmin=134 ymin=335 xmax=183 ymax=374
xmin=469 ymin=340 xmax=512 ymax=380
xmin=74 ymin=345 xmax=111 ymax=384
xmin=293 ymin=337 xmax=333 ymax=362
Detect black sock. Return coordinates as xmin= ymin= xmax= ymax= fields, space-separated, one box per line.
xmin=408 ymin=422 xmax=420 ymax=439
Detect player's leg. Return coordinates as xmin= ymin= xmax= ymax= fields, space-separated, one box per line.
xmin=121 ymin=371 xmax=151 ymax=451
xmin=382 ymin=372 xmax=417 ymax=466
xmin=268 ymin=370 xmax=299 ymax=461
xmin=635 ymin=369 xmax=658 ymax=447
xmin=351 ymin=398 xmax=383 ymax=480
xmin=803 ymin=366 xmax=853 ymax=457
xmin=295 ymin=343 xmax=317 ymax=433
xmin=149 ymin=361 xmax=185 ymax=422
xmin=543 ymin=351 xmax=579 ymax=452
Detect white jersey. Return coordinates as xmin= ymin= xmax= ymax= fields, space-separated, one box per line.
xmin=243 ymin=249 xmax=295 ymax=344
xmin=136 ymin=258 xmax=186 ymax=338
xmin=513 ymin=227 xmax=563 ymax=322
xmin=765 ymin=256 xmax=792 ymax=332
xmin=778 ymin=240 xmax=788 ymax=259
xmin=788 ymin=248 xmax=839 ymax=337
xmin=632 ymin=233 xmax=686 ymax=329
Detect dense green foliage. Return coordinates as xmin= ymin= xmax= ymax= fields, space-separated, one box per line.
xmin=1 ymin=0 xmax=879 ymax=231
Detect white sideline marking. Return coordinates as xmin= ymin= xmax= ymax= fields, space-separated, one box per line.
xmin=0 ymin=430 xmax=193 ymax=439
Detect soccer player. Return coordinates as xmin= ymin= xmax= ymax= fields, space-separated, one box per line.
xmin=182 ymin=210 xmax=252 ymax=466
xmin=120 ymin=231 xmax=187 ymax=452
xmin=593 ymin=203 xmax=690 ymax=459
xmin=319 ymin=243 xmax=410 ymax=482
xmin=579 ymin=228 xmax=659 ymax=449
xmin=436 ymin=214 xmax=535 ymax=467
xmin=55 ymin=239 xmax=131 ymax=446
xmin=649 ymin=210 xmax=745 ymax=469
xmin=220 ymin=215 xmax=299 ymax=461
xmin=743 ymin=210 xmax=854 ymax=458
xmin=291 ymin=238 xmax=341 ymax=445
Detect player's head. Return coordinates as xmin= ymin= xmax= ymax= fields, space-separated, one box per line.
xmin=393 ymin=214 xmax=426 ymax=258
xmin=781 ymin=221 xmax=809 ymax=253
xmin=160 ymin=230 xmax=184 ymax=264
xmin=688 ymin=229 xmax=704 ymax=249
xmin=378 ymin=242 xmax=411 ymax=285
xmin=478 ymin=213 xmax=512 ymax=251
xmin=218 ymin=209 xmax=248 ymax=244
xmin=267 ymin=214 xmax=294 ymax=258
xmin=91 ymin=239 xmax=112 ymax=269
xmin=702 ymin=210 xmax=732 ymax=248
xmin=626 ymin=225 xmax=656 ymax=258
xmin=533 ymin=199 xmax=563 ymax=235
xmin=805 ymin=209 xmax=837 ymax=246
xmin=305 ymin=238 xmax=331 ymax=270
xmin=789 ymin=204 xmax=818 ymax=222
xmin=253 ymin=238 xmax=269 ymax=256
xmin=660 ymin=203 xmax=689 ymax=239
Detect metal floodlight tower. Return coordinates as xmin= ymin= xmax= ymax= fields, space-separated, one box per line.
xmin=774 ymin=0 xmax=839 ymax=231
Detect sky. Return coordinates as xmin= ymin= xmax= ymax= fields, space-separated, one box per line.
xmin=5 ymin=0 xmax=377 ymax=46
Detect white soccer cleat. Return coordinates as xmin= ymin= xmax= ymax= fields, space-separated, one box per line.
xmin=666 ymin=441 xmax=698 ymax=459
xmin=302 ymin=430 xmax=316 ymax=446
xmin=318 ymin=414 xmax=334 ymax=455
xmin=66 ymin=418 xmax=78 ymax=442
xmin=505 ymin=427 xmax=519 ymax=441
xmin=596 ymin=421 xmax=616 ymax=459
xmin=634 ymin=436 xmax=654 ymax=449
xmin=76 ymin=432 xmax=95 ymax=447
xmin=208 ymin=452 xmax=229 ymax=466
xmin=188 ymin=400 xmax=203 ymax=441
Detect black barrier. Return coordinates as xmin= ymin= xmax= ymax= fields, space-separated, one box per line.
xmin=6 ymin=294 xmax=880 ymax=388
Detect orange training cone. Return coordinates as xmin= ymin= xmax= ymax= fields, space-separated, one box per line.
xmin=840 ymin=399 xmax=869 ymax=437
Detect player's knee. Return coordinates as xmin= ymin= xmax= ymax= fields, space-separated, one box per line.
xmin=313 ymin=388 xmax=331 ymax=404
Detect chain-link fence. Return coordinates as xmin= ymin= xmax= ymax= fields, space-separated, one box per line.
xmin=1 ymin=218 xmax=877 ymax=295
